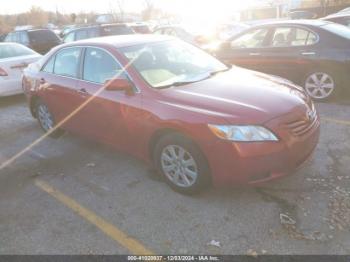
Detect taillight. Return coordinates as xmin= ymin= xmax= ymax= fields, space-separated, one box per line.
xmin=0 ymin=67 xmax=8 ymax=76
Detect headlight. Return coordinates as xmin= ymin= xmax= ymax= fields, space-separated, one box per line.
xmin=208 ymin=125 xmax=279 ymax=142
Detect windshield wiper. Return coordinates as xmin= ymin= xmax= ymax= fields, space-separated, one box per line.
xmin=156 ymin=80 xmax=202 ymax=89
xmin=156 ymin=67 xmax=232 ymax=89
xmin=209 ymin=66 xmax=231 ymax=76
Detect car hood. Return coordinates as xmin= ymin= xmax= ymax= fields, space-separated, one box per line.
xmin=157 ymin=67 xmax=311 ymax=124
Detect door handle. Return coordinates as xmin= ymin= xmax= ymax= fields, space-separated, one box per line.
xmin=77 ymin=88 xmax=89 ymax=96
xmin=249 ymin=52 xmax=261 ymax=56
xmin=301 ymin=52 xmax=316 ymax=56
xmin=10 ymin=62 xmax=28 ymax=69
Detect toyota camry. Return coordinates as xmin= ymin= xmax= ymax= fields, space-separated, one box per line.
xmin=22 ymin=35 xmax=320 ymax=194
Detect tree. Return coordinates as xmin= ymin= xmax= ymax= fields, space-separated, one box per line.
xmin=27 ymin=6 xmax=48 ymax=27
xmin=142 ymin=0 xmax=155 ymax=20
xmin=70 ymin=13 xmax=77 ymax=23
xmin=116 ymin=0 xmax=125 ymax=22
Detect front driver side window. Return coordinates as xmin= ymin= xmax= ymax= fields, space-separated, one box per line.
xmin=54 ymin=47 xmax=81 ymax=78
xmin=42 ymin=55 xmax=55 ymax=73
xmin=231 ymin=28 xmax=269 ymax=49
xmin=83 ymin=47 xmax=123 ymax=84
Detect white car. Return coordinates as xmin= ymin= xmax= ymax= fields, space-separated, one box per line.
xmin=0 ymin=43 xmax=42 ymax=96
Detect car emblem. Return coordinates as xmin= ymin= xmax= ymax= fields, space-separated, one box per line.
xmin=307 ymin=110 xmax=314 ymax=122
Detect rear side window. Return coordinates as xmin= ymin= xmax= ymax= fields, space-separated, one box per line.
xmin=5 ymin=32 xmax=18 ymax=42
xmin=101 ymin=25 xmax=134 ymax=36
xmin=54 ymin=48 xmax=81 ymax=78
xmin=0 ymin=44 xmax=36 ymax=59
xmin=231 ymin=28 xmax=269 ymax=48
xmin=28 ymin=30 xmax=60 ymax=43
xmin=271 ymin=27 xmax=317 ymax=47
xmin=83 ymin=47 xmax=123 ymax=84
xmin=19 ymin=32 xmax=30 ymax=45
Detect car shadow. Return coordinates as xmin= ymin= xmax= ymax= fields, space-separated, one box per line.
xmin=0 ymin=95 xmax=26 ymax=108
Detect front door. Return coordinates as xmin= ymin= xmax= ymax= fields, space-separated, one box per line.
xmin=217 ymin=27 xmax=271 ymax=73
xmin=75 ymin=47 xmax=142 ymax=150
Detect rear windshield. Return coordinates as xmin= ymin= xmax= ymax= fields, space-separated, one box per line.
xmin=321 ymin=23 xmax=350 ymax=39
xmin=101 ymin=25 xmax=134 ymax=36
xmin=132 ymin=25 xmax=151 ymax=34
xmin=0 ymin=44 xmax=36 ymax=59
xmin=28 ymin=30 xmax=60 ymax=43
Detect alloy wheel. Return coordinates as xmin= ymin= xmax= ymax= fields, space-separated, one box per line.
xmin=37 ymin=103 xmax=54 ymax=132
xmin=305 ymin=72 xmax=335 ymax=100
xmin=161 ymin=145 xmax=198 ymax=188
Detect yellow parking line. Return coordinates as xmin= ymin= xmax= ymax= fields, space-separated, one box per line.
xmin=35 ymin=179 xmax=154 ymax=255
xmin=322 ymin=117 xmax=350 ymax=126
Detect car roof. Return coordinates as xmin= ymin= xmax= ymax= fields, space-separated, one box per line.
xmin=66 ymin=23 xmax=129 ymax=33
xmin=154 ymin=25 xmax=183 ymax=30
xmin=0 ymin=42 xmax=22 ymax=46
xmin=65 ymin=34 xmax=174 ymax=48
xmin=323 ymin=13 xmax=350 ymax=19
xmin=13 ymin=28 xmax=52 ymax=32
xmin=253 ymin=19 xmax=332 ymax=27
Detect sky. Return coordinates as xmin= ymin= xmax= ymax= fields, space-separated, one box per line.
xmin=0 ymin=0 xmax=261 ymax=16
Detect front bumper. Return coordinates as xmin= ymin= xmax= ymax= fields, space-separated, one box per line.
xmin=204 ymin=115 xmax=320 ymax=187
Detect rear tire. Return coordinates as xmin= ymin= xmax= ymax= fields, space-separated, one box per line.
xmin=153 ymin=133 xmax=211 ymax=195
xmin=35 ymin=99 xmax=64 ymax=138
xmin=303 ymin=71 xmax=339 ymax=101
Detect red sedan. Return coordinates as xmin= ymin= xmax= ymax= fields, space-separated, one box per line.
xmin=23 ymin=35 xmax=320 ymax=194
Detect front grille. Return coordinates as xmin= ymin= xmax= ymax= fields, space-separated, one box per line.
xmin=286 ymin=110 xmax=319 ymax=137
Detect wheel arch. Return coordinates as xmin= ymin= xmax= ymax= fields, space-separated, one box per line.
xmin=148 ymin=127 xmax=210 ymax=169
xmin=29 ymin=95 xmax=40 ymax=118
xmin=148 ymin=128 xmax=181 ymax=162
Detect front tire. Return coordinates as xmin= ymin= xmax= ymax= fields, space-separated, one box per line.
xmin=154 ymin=133 xmax=211 ymax=194
xmin=35 ymin=99 xmax=64 ymax=138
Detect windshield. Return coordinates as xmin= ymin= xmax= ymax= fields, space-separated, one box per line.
xmin=102 ymin=25 xmax=134 ymax=36
xmin=322 ymin=23 xmax=350 ymax=39
xmin=119 ymin=40 xmax=228 ymax=88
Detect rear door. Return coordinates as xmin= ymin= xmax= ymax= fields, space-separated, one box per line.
xmin=218 ymin=27 xmax=272 ymax=72
xmin=38 ymin=47 xmax=83 ymax=131
xmin=259 ymin=26 xmax=319 ymax=83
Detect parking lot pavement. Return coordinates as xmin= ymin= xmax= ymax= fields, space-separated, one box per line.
xmin=0 ymin=95 xmax=350 ymax=255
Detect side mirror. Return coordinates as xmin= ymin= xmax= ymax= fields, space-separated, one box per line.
xmin=105 ymin=78 xmax=133 ymax=92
